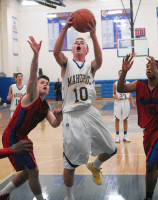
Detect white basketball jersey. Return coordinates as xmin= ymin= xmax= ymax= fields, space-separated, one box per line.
xmin=10 ymin=84 xmax=26 ymax=111
xmin=62 ymin=59 xmax=96 ymax=113
xmin=115 ymin=81 xmax=130 ymax=100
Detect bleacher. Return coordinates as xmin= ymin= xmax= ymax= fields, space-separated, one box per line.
xmin=95 ymin=79 xmax=137 ymax=98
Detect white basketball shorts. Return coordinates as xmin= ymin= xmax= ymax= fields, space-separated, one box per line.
xmin=62 ymin=106 xmax=116 ymax=168
xmin=114 ymin=99 xmax=130 ymax=120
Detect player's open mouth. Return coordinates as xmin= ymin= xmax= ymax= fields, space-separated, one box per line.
xmin=43 ymin=87 xmax=47 ymax=90
xmin=147 ymin=71 xmax=151 ymax=75
xmin=77 ymin=46 xmax=81 ymax=50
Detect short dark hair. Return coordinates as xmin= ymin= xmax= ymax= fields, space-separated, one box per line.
xmin=118 ymin=70 xmax=122 ymax=74
xmin=38 ymin=75 xmax=49 ymax=82
xmin=16 ymin=73 xmax=23 ymax=78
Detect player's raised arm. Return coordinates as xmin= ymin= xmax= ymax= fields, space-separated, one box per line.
xmin=22 ymin=36 xmax=42 ymax=106
xmin=117 ymin=54 xmax=136 ymax=93
xmin=87 ymin=20 xmax=102 ymax=74
xmin=53 ymin=16 xmax=73 ymax=69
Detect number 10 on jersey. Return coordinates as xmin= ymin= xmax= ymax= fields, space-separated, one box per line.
xmin=73 ymin=87 xmax=88 ymax=103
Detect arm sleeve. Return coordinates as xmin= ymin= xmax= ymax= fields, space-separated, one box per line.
xmin=0 ymin=147 xmax=14 ymax=159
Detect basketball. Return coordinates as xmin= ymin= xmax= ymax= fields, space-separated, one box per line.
xmin=71 ymin=9 xmax=95 ymax=33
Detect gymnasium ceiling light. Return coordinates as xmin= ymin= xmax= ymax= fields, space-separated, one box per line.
xmin=17 ymin=0 xmax=66 ymax=9
xmin=21 ymin=1 xmax=38 ymax=5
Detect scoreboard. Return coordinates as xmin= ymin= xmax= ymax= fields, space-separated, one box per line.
xmin=135 ymin=28 xmax=146 ymax=38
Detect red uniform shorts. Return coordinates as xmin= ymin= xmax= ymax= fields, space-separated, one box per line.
xmin=143 ymin=129 xmax=158 ymax=163
xmin=2 ymin=128 xmax=37 ymax=172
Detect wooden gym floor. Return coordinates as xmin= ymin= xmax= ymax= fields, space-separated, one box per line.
xmin=0 ymin=100 xmax=158 ymax=200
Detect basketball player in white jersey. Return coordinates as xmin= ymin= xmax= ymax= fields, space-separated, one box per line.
xmin=113 ymin=70 xmax=136 ymax=143
xmin=7 ymin=73 xmax=26 ymax=117
xmin=53 ymin=16 xmax=117 ymax=200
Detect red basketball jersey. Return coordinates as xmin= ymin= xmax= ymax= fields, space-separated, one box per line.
xmin=3 ymin=96 xmax=49 ymax=140
xmin=136 ymin=80 xmax=158 ymax=132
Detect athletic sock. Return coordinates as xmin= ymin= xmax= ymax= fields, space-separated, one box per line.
xmin=35 ymin=194 xmax=45 ymax=200
xmin=65 ymin=185 xmax=75 ymax=200
xmin=146 ymin=192 xmax=153 ymax=199
xmin=116 ymin=131 xmax=119 ymax=135
xmin=1 ymin=181 xmax=16 ymax=194
xmin=93 ymin=157 xmax=103 ymax=169
xmin=124 ymin=131 xmax=127 ymax=135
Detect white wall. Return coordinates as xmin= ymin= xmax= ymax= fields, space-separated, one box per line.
xmin=0 ymin=0 xmax=9 ymax=75
xmin=7 ymin=0 xmax=21 ymax=75
xmin=2 ymin=0 xmax=158 ymax=81
xmin=0 ymin=0 xmax=21 ymax=76
xmin=0 ymin=1 xmax=2 ymax=73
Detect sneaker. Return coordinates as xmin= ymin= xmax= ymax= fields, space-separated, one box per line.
xmin=0 ymin=193 xmax=10 ymax=200
xmin=87 ymin=161 xmax=103 ymax=185
xmin=115 ymin=135 xmax=120 ymax=143
xmin=123 ymin=135 xmax=130 ymax=142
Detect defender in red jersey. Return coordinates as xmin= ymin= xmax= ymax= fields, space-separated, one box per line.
xmin=117 ymin=54 xmax=158 ymax=200
xmin=0 ymin=140 xmax=33 ymax=159
xmin=0 ymin=36 xmax=62 ymax=200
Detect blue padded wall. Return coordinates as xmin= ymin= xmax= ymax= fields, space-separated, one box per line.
xmin=45 ymin=82 xmax=56 ymax=100
xmin=0 ymin=78 xmax=144 ymax=101
xmin=101 ymin=84 xmax=113 ymax=98
xmin=0 ymin=77 xmax=12 ymax=103
xmin=96 ymin=79 xmax=141 ymax=98
xmin=0 ymin=79 xmax=56 ymax=101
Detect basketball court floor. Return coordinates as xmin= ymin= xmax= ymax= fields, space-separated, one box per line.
xmin=0 ymin=100 xmax=158 ymax=200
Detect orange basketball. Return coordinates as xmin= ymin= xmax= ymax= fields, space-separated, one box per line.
xmin=71 ymin=9 xmax=95 ymax=33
